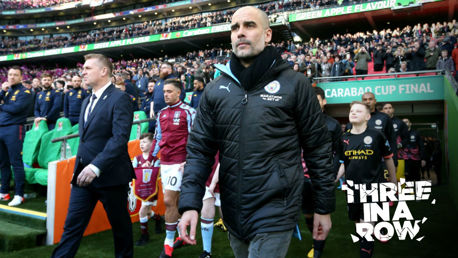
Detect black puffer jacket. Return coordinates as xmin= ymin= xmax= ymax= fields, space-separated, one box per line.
xmin=179 ymin=58 xmax=335 ymax=241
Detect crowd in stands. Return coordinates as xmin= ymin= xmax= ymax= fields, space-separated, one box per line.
xmin=0 ymin=0 xmax=77 ymax=10
xmin=1 ymin=18 xmax=458 ymax=90
xmin=0 ymin=0 xmax=364 ymax=55
xmin=278 ymin=20 xmax=457 ymax=77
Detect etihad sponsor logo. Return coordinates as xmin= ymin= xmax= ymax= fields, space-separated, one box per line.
xmin=345 ymin=149 xmax=374 ymax=159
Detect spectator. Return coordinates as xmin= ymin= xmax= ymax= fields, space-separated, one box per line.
xmin=394 ymin=47 xmax=407 ymax=72
xmin=399 ymin=61 xmax=409 ymax=72
xmin=436 ymin=49 xmax=455 ymax=73
xmin=135 ymin=69 xmax=149 ymax=97
xmin=425 ymin=40 xmax=441 ymax=70
xmin=321 ymin=56 xmax=332 ymax=77
xmin=384 ymin=46 xmax=395 ymax=72
xmin=342 ymin=53 xmax=355 ymax=75
xmin=373 ymin=45 xmax=385 ymax=71
xmin=452 ymin=43 xmax=458 ymax=72
xmin=330 ymin=55 xmax=345 ymax=77
xmin=406 ymin=41 xmax=426 ymax=71
xmin=354 ymin=47 xmax=371 ymax=75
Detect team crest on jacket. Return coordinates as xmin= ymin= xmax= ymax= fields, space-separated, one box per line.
xmin=264 ymin=80 xmax=280 ymax=94
xmin=173 ymin=111 xmax=181 ymax=125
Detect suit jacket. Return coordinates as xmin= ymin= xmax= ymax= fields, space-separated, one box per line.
xmin=72 ymin=84 xmax=135 ymax=188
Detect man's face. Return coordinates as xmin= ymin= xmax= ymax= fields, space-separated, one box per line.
xmin=147 ymin=82 xmax=155 ymax=93
xmin=441 ymin=50 xmax=448 ymax=58
xmin=23 ymin=82 xmax=32 ymax=89
xmin=41 ymin=77 xmax=53 ymax=89
xmin=403 ymin=118 xmax=411 ymax=128
xmin=316 ymin=95 xmax=327 ymax=111
xmin=193 ymin=80 xmax=203 ymax=91
xmin=159 ymin=64 xmax=172 ymax=79
xmin=230 ymin=7 xmax=272 ymax=60
xmin=72 ymin=76 xmax=82 ymax=88
xmin=362 ymin=93 xmax=376 ymax=112
xmin=115 ymin=83 xmax=126 ymax=92
xmin=401 ymin=62 xmax=407 ymax=70
xmin=82 ymin=58 xmax=105 ymax=87
xmin=349 ymin=104 xmax=370 ymax=124
xmin=163 ymin=83 xmax=180 ymax=105
xmin=8 ymin=68 xmax=22 ymax=86
xmin=32 ymin=78 xmax=41 ymax=88
xmin=382 ymin=104 xmax=394 ymax=118
xmin=140 ymin=138 xmax=152 ymax=153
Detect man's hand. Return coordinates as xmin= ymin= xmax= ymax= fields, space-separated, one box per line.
xmin=313 ymin=213 xmax=332 ymax=240
xmin=178 ymin=210 xmax=198 ymax=245
xmin=421 ymin=160 xmax=426 ymax=168
xmin=34 ymin=117 xmax=46 ymax=126
xmin=77 ymin=165 xmax=97 ymax=187
xmin=2 ymin=82 xmax=10 ymax=92
xmin=179 ymin=162 xmax=186 ymax=174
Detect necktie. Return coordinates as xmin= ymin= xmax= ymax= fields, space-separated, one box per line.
xmin=86 ymin=94 xmax=97 ymax=121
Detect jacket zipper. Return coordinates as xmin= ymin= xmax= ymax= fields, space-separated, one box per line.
xmin=238 ymin=87 xmax=247 ymax=237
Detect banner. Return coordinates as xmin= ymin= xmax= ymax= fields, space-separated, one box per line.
xmin=317 ymin=75 xmax=444 ymax=104
xmin=0 ymin=24 xmax=231 ymax=63
xmin=289 ymin=0 xmax=442 ymax=22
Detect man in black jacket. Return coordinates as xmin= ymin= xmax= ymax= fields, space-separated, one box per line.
xmin=178 ymin=6 xmax=335 ymax=258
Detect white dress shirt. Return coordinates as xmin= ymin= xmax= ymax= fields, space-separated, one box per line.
xmin=84 ymin=80 xmax=111 ymax=177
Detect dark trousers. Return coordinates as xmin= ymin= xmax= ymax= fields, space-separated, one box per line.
xmin=405 ymin=159 xmax=421 ymax=181
xmin=0 ymin=124 xmax=25 ymax=196
xmin=52 ymin=184 xmax=133 ymax=258
xmin=68 ymin=116 xmax=79 ymax=126
xmin=228 ymin=230 xmax=293 ymax=258
xmin=48 ymin=122 xmax=56 ymax=131
xmin=356 ymin=69 xmax=368 ymax=75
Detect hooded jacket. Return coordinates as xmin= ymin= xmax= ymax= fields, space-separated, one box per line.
xmin=179 ymin=51 xmax=335 ymax=241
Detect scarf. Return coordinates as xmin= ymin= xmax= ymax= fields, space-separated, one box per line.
xmin=230 ymin=46 xmax=282 ymax=91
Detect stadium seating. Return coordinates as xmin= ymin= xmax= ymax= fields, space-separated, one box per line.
xmin=129 ymin=111 xmax=149 ymax=141
xmin=25 ymin=117 xmax=73 ymax=185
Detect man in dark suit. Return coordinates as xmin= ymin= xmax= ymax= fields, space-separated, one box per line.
xmin=52 ymin=53 xmax=135 ymax=258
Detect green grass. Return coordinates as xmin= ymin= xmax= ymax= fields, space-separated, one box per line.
xmin=1 ymin=184 xmax=457 ymax=257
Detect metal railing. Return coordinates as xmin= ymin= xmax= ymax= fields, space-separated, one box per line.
xmin=51 ymin=117 xmax=154 ymax=160
xmin=313 ymin=69 xmax=445 ymax=83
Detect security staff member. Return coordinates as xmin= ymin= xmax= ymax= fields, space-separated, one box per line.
xmin=114 ymin=74 xmax=138 ymax=111
xmin=0 ymin=66 xmax=33 ymax=207
xmin=140 ymin=80 xmax=155 ymax=132
xmin=189 ymin=76 xmax=205 ymax=109
xmin=34 ymin=73 xmax=63 ymax=130
xmin=64 ymin=75 xmax=90 ymax=125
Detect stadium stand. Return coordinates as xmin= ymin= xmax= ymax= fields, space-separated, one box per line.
xmin=0 ymin=0 xmax=351 ymax=55
xmin=0 ymin=19 xmax=455 ymax=83
xmin=0 ymin=0 xmax=77 ymax=10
